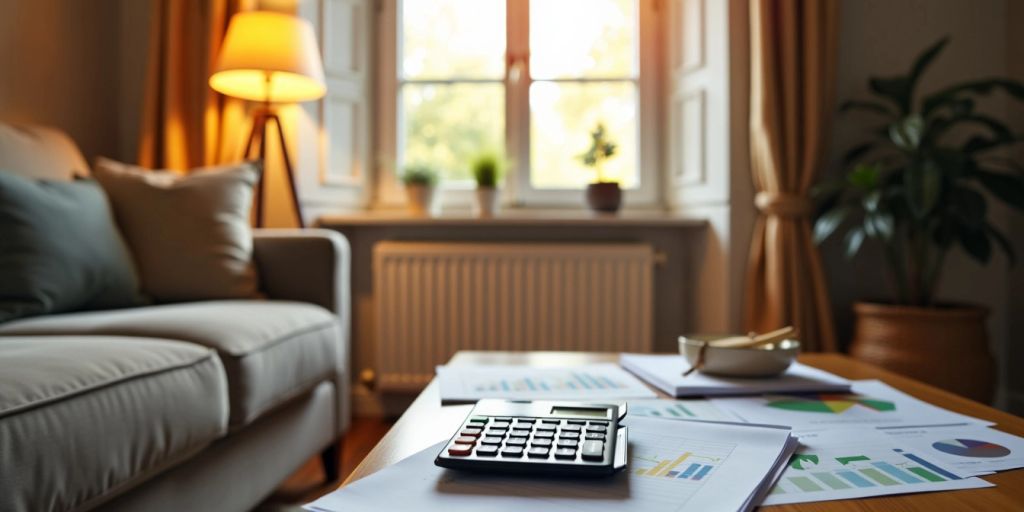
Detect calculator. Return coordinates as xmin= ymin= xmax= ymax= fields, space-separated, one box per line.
xmin=434 ymin=399 xmax=628 ymax=477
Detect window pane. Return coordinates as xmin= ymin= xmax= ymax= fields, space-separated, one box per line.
xmin=530 ymin=81 xmax=638 ymax=189
xmin=402 ymin=0 xmax=505 ymax=79
xmin=530 ymin=0 xmax=637 ymax=79
xmin=402 ymin=83 xmax=505 ymax=182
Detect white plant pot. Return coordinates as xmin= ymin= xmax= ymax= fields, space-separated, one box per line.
xmin=405 ymin=184 xmax=435 ymax=216
xmin=474 ymin=187 xmax=499 ymax=217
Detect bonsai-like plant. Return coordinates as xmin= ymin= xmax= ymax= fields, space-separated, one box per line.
xmin=579 ymin=122 xmax=618 ymax=183
xmin=815 ymin=37 xmax=1024 ymax=306
xmin=471 ymin=152 xmax=502 ymax=188
xmin=401 ymin=163 xmax=439 ymax=187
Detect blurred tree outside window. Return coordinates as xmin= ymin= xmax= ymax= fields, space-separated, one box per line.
xmin=400 ymin=0 xmax=640 ymax=193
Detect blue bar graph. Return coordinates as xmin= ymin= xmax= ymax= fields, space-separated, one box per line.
xmin=872 ymin=462 xmax=922 ymax=484
xmin=693 ymin=465 xmax=713 ymax=480
xmin=679 ymin=463 xmax=701 ymax=478
xmin=836 ymin=470 xmax=875 ymax=488
xmin=894 ymin=449 xmax=961 ymax=480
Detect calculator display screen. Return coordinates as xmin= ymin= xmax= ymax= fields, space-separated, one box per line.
xmin=550 ymin=406 xmax=610 ymax=418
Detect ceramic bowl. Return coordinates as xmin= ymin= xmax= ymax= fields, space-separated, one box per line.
xmin=679 ymin=336 xmax=800 ymax=377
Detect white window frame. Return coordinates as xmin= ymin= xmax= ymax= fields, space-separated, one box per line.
xmin=375 ymin=0 xmax=661 ymax=209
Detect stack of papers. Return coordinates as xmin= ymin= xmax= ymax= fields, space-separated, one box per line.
xmin=619 ymin=354 xmax=851 ymax=397
xmin=761 ymin=427 xmax=991 ymax=505
xmin=305 ymin=417 xmax=799 ymax=512
xmin=436 ymin=363 xmax=657 ymax=403
xmin=624 ymin=380 xmax=1015 ymax=506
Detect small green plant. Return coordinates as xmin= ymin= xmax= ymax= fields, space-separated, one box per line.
xmin=401 ymin=164 xmax=439 ymax=187
xmin=579 ymin=122 xmax=618 ymax=183
xmin=815 ymin=37 xmax=1024 ymax=306
xmin=471 ymin=152 xmax=503 ymax=188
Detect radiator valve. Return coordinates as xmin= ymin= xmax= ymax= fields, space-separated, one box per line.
xmin=360 ymin=368 xmax=377 ymax=390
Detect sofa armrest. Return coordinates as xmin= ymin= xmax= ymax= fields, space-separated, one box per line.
xmin=252 ymin=229 xmax=351 ymax=434
xmin=252 ymin=229 xmax=349 ymax=316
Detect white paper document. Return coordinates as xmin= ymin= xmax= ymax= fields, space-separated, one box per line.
xmin=305 ymin=417 xmax=798 ymax=512
xmin=619 ymin=354 xmax=851 ymax=397
xmin=627 ymin=398 xmax=739 ymax=422
xmin=763 ymin=428 xmax=992 ymax=505
xmin=878 ymin=424 xmax=1024 ymax=476
xmin=436 ymin=363 xmax=657 ymax=403
xmin=710 ymin=380 xmax=992 ymax=431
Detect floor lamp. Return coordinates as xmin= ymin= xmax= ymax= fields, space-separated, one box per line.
xmin=209 ymin=11 xmax=327 ymax=228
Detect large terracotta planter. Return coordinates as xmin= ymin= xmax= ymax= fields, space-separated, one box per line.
xmin=849 ymin=302 xmax=994 ymax=403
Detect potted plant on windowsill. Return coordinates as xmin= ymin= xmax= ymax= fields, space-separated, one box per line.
xmin=815 ymin=37 xmax=1024 ymax=402
xmin=402 ymin=164 xmax=439 ymax=216
xmin=580 ymin=122 xmax=622 ymax=213
xmin=471 ymin=152 xmax=502 ymax=218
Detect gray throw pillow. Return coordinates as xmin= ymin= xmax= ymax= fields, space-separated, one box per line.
xmin=92 ymin=158 xmax=261 ymax=302
xmin=0 ymin=172 xmax=144 ymax=322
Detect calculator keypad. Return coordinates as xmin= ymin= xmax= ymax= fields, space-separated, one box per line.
xmin=444 ymin=416 xmax=611 ymax=465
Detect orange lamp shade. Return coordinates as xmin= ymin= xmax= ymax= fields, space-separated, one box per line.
xmin=210 ymin=11 xmax=326 ymax=103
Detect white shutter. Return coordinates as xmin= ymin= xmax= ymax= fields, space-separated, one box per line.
xmin=296 ymin=0 xmax=372 ymax=213
xmin=665 ymin=0 xmax=729 ymax=206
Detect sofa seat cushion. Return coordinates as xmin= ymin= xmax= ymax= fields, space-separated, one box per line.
xmin=0 ymin=336 xmax=228 ymax=512
xmin=0 ymin=300 xmax=341 ymax=428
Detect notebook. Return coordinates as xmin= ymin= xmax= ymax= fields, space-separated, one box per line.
xmin=619 ymin=354 xmax=851 ymax=397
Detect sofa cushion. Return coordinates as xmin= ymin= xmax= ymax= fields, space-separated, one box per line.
xmin=0 ymin=336 xmax=228 ymax=512
xmin=0 ymin=300 xmax=341 ymax=428
xmin=0 ymin=123 xmax=90 ymax=180
xmin=92 ymin=158 xmax=262 ymax=303
xmin=0 ymin=173 xmax=145 ymax=323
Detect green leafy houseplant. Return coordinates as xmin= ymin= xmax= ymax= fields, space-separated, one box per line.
xmin=471 ymin=152 xmax=502 ymax=188
xmin=579 ymin=122 xmax=618 ymax=183
xmin=815 ymin=37 xmax=1024 ymax=307
xmin=401 ymin=164 xmax=439 ymax=187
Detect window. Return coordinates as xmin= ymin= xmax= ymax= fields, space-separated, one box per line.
xmin=385 ymin=0 xmax=658 ymax=207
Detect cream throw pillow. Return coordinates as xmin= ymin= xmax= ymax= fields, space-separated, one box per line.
xmin=93 ymin=158 xmax=261 ymax=302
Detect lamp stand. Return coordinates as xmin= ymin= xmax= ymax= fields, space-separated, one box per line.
xmin=242 ymin=107 xmax=305 ymax=228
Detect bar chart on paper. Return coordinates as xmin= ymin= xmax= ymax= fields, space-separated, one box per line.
xmin=764 ymin=445 xmax=990 ymax=505
xmin=628 ymin=399 xmax=735 ymax=422
xmin=471 ymin=372 xmax=626 ymax=392
xmin=436 ymin=364 xmax=657 ymax=402
xmin=628 ymin=432 xmax=737 ymax=506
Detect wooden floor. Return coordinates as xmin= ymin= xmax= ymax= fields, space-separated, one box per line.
xmin=257 ymin=417 xmax=395 ymax=508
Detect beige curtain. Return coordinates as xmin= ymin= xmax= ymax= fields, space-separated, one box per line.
xmin=138 ymin=0 xmax=253 ymax=171
xmin=744 ymin=0 xmax=838 ymax=351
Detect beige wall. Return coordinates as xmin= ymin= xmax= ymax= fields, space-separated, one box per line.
xmin=826 ymin=0 xmax=1023 ymax=411
xmin=0 ymin=0 xmax=121 ymax=161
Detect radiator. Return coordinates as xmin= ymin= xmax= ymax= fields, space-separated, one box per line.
xmin=373 ymin=241 xmax=655 ymax=391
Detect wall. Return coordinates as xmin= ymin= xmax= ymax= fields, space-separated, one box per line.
xmin=0 ymin=0 xmax=124 ymax=161
xmin=826 ymin=0 xmax=1024 ymax=411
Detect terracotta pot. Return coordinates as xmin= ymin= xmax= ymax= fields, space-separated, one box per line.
xmin=586 ymin=182 xmax=622 ymax=213
xmin=849 ymin=302 xmax=995 ymax=403
xmin=405 ymin=184 xmax=436 ymax=216
xmin=474 ymin=187 xmax=498 ymax=217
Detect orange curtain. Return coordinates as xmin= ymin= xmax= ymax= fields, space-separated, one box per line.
xmin=744 ymin=0 xmax=839 ymax=351
xmin=138 ymin=0 xmax=253 ymax=171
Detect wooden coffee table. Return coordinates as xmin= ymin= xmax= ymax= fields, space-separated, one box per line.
xmin=343 ymin=351 xmax=1024 ymax=511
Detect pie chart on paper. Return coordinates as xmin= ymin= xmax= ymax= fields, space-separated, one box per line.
xmin=764 ymin=394 xmax=896 ymax=414
xmin=931 ymin=438 xmax=1011 ymax=458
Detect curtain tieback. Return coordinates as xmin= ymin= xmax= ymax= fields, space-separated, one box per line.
xmin=755 ymin=192 xmax=814 ymax=218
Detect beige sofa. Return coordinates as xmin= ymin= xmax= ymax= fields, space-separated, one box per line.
xmin=0 ymin=124 xmax=351 ymax=512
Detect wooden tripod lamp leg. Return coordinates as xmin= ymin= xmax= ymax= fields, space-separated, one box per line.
xmin=270 ymin=114 xmax=305 ymax=228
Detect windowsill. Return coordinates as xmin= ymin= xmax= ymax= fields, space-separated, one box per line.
xmin=316 ymin=209 xmax=709 ymax=228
